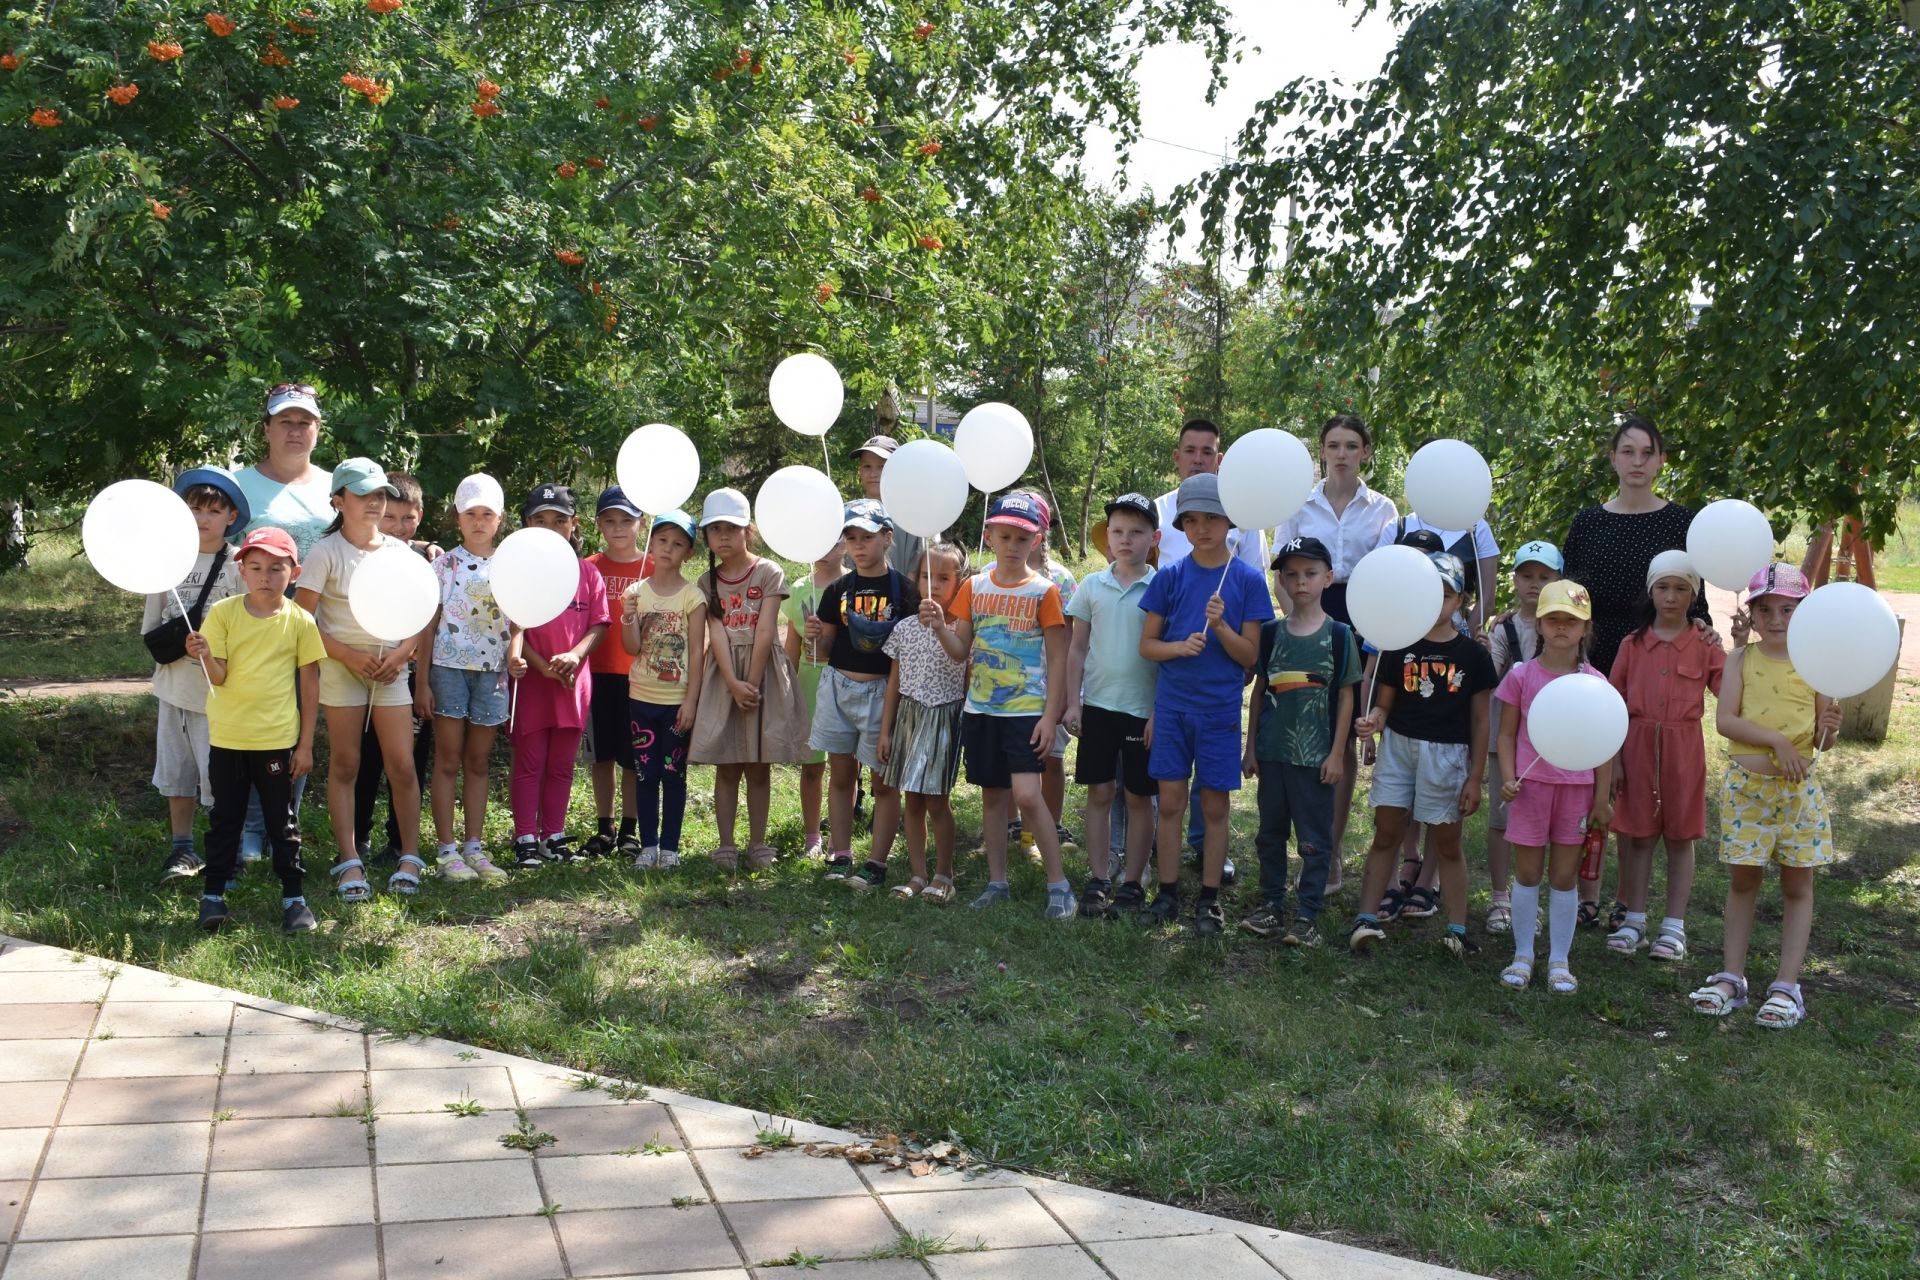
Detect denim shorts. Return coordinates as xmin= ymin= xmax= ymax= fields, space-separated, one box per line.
xmin=1369 ymin=729 xmax=1469 ymax=825
xmin=808 ymin=667 xmax=887 ymax=769
xmin=428 ymin=665 xmax=509 ymax=727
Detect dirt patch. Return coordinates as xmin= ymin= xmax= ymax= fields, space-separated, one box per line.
xmin=0 ymin=678 xmax=151 ymax=699
xmin=479 ymin=900 xmax=637 ymax=955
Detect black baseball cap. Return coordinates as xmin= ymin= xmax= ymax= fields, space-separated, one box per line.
xmin=1102 ymin=492 xmax=1158 ymax=530
xmin=521 ymin=482 xmax=576 ymax=522
xmin=1398 ymin=527 xmax=1445 ymax=554
xmin=1271 ymin=535 xmax=1333 ymax=569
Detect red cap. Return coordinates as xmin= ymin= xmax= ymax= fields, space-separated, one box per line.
xmin=236 ymin=526 xmax=299 ymax=566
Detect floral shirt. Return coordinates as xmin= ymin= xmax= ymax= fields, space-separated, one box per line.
xmin=431 ymin=549 xmax=508 ymax=671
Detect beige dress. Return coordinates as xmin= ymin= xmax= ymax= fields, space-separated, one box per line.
xmin=689 ymin=558 xmax=809 ymax=764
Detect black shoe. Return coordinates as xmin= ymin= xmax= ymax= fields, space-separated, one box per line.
xmin=1112 ymin=881 xmax=1146 ymax=916
xmin=1078 ymin=878 xmax=1113 ymax=919
xmin=1348 ymin=916 xmax=1386 ymax=953
xmin=1283 ymin=918 xmax=1324 ymax=948
xmin=198 ymin=897 xmax=230 ymax=931
xmin=283 ymin=901 xmax=317 ymax=934
xmin=1195 ymin=900 xmax=1225 ymax=935
xmin=1221 ymin=857 xmax=1237 ymax=887
xmin=1054 ymin=824 xmax=1079 ymax=852
xmin=1241 ymin=903 xmax=1285 ymax=938
xmin=1139 ymin=891 xmax=1180 ymax=926
xmin=160 ymin=849 xmax=204 ymax=884
xmin=820 ymin=857 xmax=854 ymax=883
xmin=847 ymin=863 xmax=886 ymax=893
xmin=543 ymin=834 xmax=578 ymax=864
xmin=512 ymin=837 xmax=545 ymax=871
xmin=615 ymin=834 xmax=643 ymax=860
xmin=582 ymin=831 xmax=614 ymax=859
xmin=1438 ymin=930 xmax=1479 ymax=958
xmin=369 ymin=842 xmax=401 ymax=869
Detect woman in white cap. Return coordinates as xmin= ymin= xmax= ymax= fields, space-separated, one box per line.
xmin=234 ymin=382 xmax=334 ymax=564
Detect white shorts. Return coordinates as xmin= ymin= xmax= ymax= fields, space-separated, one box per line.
xmin=319 ymin=655 xmax=413 ymax=708
xmin=152 ymin=699 xmax=212 ymax=805
xmin=1369 ymin=729 xmax=1470 ymax=826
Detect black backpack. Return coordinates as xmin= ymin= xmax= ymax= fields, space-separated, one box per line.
xmin=1394 ymin=516 xmax=1480 ymax=601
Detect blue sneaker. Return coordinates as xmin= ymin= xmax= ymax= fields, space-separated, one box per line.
xmin=970 ymin=883 xmax=1011 ymax=910
xmin=1043 ymin=886 xmax=1076 ymax=922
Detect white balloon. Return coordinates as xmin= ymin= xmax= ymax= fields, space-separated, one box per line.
xmin=83 ymin=480 xmax=202 ymax=595
xmin=756 ymin=466 xmax=845 ymax=563
xmin=769 ymin=353 xmax=845 ymax=436
xmin=490 ymin=527 xmax=581 ymax=629
xmin=1403 ymin=439 xmax=1493 ymax=533
xmin=879 ymin=439 xmax=970 ymax=538
xmin=953 ymin=402 xmax=1034 ymax=492
xmin=1217 ymin=428 xmax=1314 ymax=531
xmin=1346 ymin=544 xmax=1444 ymax=651
xmin=1526 ymin=673 xmax=1629 ymax=772
xmin=1686 ymin=499 xmax=1776 ymax=591
xmin=347 ymin=545 xmax=439 ymax=644
xmin=616 ymin=423 xmax=700 ymax=515
xmin=1788 ymin=582 xmax=1901 ymax=700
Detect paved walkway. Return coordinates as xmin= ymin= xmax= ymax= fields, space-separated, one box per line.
xmin=0 ymin=935 xmax=1480 ymax=1280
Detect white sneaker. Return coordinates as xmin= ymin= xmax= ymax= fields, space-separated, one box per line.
xmin=631 ymin=845 xmax=658 ymax=870
xmin=464 ymin=843 xmax=507 ymax=881
xmin=656 ymin=848 xmax=680 ymax=869
xmin=437 ymin=852 xmax=479 ymax=882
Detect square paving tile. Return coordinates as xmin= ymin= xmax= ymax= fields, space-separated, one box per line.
xmin=723 ymin=1195 xmax=900 ymax=1263
xmin=380 ymin=1214 xmax=566 ymax=1279
xmin=931 ymin=1246 xmax=1107 ymax=1280
xmin=693 ymin=1148 xmax=868 ymax=1202
xmin=60 ymin=1077 xmax=218 ymax=1125
xmin=536 ymin=1152 xmax=705 ymax=1210
xmin=216 ymin=1070 xmax=367 ymax=1118
xmin=859 ymin=1164 xmax=1034 ymax=1195
xmin=202 ymin=1165 xmax=375 ymax=1232
xmin=0 ymin=1040 xmax=84 ymax=1083
xmin=1033 ymin=1179 xmax=1239 ymax=1242
xmin=524 ymin=1104 xmax=677 ymax=1156
xmin=377 ymin=1157 xmax=546 ymax=1222
xmin=669 ymin=1102 xmax=851 ymax=1150
xmin=1 ymin=1178 xmax=27 ymax=1236
xmin=367 ymin=1034 xmax=523 ymax=1073
xmin=509 ymin=1065 xmax=645 ymax=1110
xmin=17 ymin=1172 xmax=203 ymax=1239
xmin=91 ymin=1000 xmax=233 ymax=1039
xmin=1093 ymin=1233 xmax=1280 ymax=1279
xmin=210 ymin=1116 xmax=370 ymax=1170
xmin=0 ymin=1127 xmax=48 ymax=1180
xmin=369 ymin=1065 xmax=516 ymax=1113
xmin=556 ymin=1204 xmax=741 ymax=1277
xmin=374 ymin=1110 xmax=533 ymax=1165
xmin=0 ymin=971 xmax=111 ymax=1004
xmin=99 ymin=970 xmax=232 ymax=1002
xmin=40 ymin=1120 xmax=208 ymax=1178
xmin=1240 ymin=1229 xmax=1476 ymax=1279
xmin=0 ymin=1004 xmax=97 ymax=1040
xmin=230 ymin=1006 xmax=337 ymax=1036
xmin=0 ymin=1234 xmax=195 ymax=1280
xmin=0 ymin=1081 xmax=65 ymax=1128
xmin=196 ymin=1225 xmax=380 ymax=1280
xmin=226 ymin=1032 xmax=368 ymax=1075
xmin=76 ymin=1035 xmax=225 ymax=1079
xmin=880 ymin=1188 xmax=1071 ymax=1251
xmin=0 ymin=941 xmax=85 ymax=970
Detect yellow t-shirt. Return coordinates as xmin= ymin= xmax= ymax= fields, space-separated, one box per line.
xmin=202 ymin=596 xmax=326 ymax=750
xmin=1726 ymin=645 xmax=1817 ymax=767
xmin=623 ymin=579 xmax=705 ymax=705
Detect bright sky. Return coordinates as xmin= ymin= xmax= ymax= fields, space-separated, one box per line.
xmin=1079 ymin=0 xmax=1401 ymax=262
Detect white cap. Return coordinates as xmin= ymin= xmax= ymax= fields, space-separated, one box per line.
xmin=1645 ymin=548 xmax=1701 ymax=595
xmin=699 ymin=487 xmax=752 ymax=528
xmin=454 ymin=473 xmax=505 ymax=515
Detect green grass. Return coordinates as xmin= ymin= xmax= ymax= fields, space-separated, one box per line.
xmin=0 ymin=532 xmax=149 ymax=680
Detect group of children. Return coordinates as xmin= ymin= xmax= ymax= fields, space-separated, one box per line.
xmin=146 ymin=431 xmax=1842 ymax=1030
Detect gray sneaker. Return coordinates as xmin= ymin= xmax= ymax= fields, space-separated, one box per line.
xmin=1043 ymin=886 xmax=1076 ymax=921
xmin=970 ymin=883 xmax=1011 ymax=910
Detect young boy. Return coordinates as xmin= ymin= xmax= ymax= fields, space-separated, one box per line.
xmin=1483 ymin=540 xmax=1562 ymax=933
xmin=1242 ymin=536 xmax=1360 ymax=946
xmin=1349 ymin=552 xmax=1498 ymax=956
xmin=923 ymin=492 xmax=1075 ymax=920
xmin=353 ymin=472 xmax=435 ymax=867
xmin=782 ymin=536 xmax=846 ymax=857
xmin=808 ymin=500 xmax=919 ymax=888
xmin=185 ymin=527 xmax=326 ymax=932
xmin=1063 ymin=493 xmax=1160 ymax=918
xmin=148 ymin=468 xmax=248 ymax=882
xmin=852 ymin=436 xmax=922 ymax=578
xmin=1137 ymin=473 xmax=1275 ymax=934
xmin=586 ymin=485 xmax=654 ymax=858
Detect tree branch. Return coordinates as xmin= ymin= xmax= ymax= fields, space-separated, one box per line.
xmin=201 ymin=123 xmax=279 ymax=196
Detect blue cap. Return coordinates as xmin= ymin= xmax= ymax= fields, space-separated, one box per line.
xmin=842 ymin=499 xmax=892 ymax=534
xmin=984 ymin=492 xmax=1047 ymax=533
xmin=329 ymin=457 xmax=399 ymax=498
xmin=1429 ymin=552 xmax=1467 ymax=593
xmin=173 ymin=466 xmax=251 ymax=529
xmin=650 ymin=509 xmax=698 ymax=544
xmin=596 ymin=486 xmax=644 ymax=518
xmin=1511 ymin=539 xmax=1564 ymax=573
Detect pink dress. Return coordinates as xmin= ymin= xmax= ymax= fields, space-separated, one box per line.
xmin=512 ymin=560 xmax=610 ymax=734
xmin=1608 ymin=625 xmax=1724 ymax=841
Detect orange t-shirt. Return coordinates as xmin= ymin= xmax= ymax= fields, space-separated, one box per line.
xmin=587 ymin=552 xmax=653 ymax=675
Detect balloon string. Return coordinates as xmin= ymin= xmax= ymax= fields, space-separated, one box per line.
xmin=365 ymin=643 xmax=383 ymax=735
xmin=821 ymin=438 xmax=833 ymax=490
xmin=172 ymin=587 xmax=213 ymax=690
xmin=976 ymin=490 xmax=990 ymax=566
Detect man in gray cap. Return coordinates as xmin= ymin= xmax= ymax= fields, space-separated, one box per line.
xmin=851 ymin=435 xmax=923 ymax=578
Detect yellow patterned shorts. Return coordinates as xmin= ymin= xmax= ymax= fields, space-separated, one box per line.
xmin=1718 ymin=763 xmax=1835 ymax=868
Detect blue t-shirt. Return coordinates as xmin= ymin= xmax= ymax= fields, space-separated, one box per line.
xmin=1138 ymin=555 xmax=1275 ymax=715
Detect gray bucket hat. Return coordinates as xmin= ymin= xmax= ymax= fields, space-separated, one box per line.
xmin=1173 ymin=473 xmax=1232 ymax=530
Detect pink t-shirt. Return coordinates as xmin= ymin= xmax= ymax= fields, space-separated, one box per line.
xmin=512 ymin=559 xmax=610 ymax=734
xmin=1493 ymin=657 xmax=1601 ymax=786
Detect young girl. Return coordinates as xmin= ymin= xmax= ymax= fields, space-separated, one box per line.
xmin=621 ymin=510 xmax=705 ymax=869
xmin=506 ymin=484 xmax=610 ymax=870
xmin=296 ymin=458 xmax=426 ymax=900
xmin=1605 ymin=551 xmax=1726 ymax=959
xmin=416 ymin=474 xmax=511 ymax=883
xmin=1496 ymin=580 xmax=1614 ymax=994
xmin=781 ymin=537 xmax=844 ymax=858
xmin=1689 ymin=564 xmax=1841 ymax=1029
xmin=877 ymin=541 xmax=969 ymax=903
xmin=584 ymin=486 xmax=652 ymax=858
xmin=688 ymin=489 xmax=809 ymax=869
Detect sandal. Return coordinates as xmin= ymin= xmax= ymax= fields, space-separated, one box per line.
xmin=710 ymin=844 xmax=739 ymax=872
xmin=330 ymin=858 xmax=371 ymax=903
xmin=1688 ymin=971 xmax=1749 ymax=1016
xmin=1755 ymin=981 xmax=1805 ymax=1029
xmin=1547 ymin=966 xmax=1579 ymax=995
xmin=1649 ymin=924 xmax=1687 ymax=962
xmin=891 ymin=875 xmax=927 ymax=900
xmin=1606 ymin=922 xmax=1646 ymax=955
xmin=387 ymin=853 xmax=426 ymax=896
xmin=1377 ymin=881 xmax=1411 ymax=922
xmin=1499 ymin=959 xmax=1532 ymax=990
xmin=581 ymin=831 xmax=614 ymax=859
xmin=1486 ymin=902 xmax=1512 ymax=934
xmin=921 ymin=874 xmax=955 ymax=905
xmin=1400 ymin=885 xmax=1440 ymax=920
xmin=1607 ymin=899 xmax=1628 ymax=932
xmin=1576 ymin=899 xmax=1601 ymax=929
xmin=745 ymin=843 xmax=778 ymax=871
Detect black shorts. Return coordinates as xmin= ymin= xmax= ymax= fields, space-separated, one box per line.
xmin=961 ymin=712 xmax=1044 ymax=789
xmin=587 ymin=673 xmax=634 ymax=768
xmin=1073 ymin=704 xmax=1155 ymax=797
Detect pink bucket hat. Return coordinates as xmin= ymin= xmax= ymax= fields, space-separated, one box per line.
xmin=1745 ymin=563 xmax=1810 ymax=603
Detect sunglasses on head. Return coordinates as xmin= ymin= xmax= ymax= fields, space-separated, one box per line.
xmin=267 ymin=382 xmax=317 ymax=398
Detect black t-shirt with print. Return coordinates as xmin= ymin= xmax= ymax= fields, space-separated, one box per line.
xmin=817 ymin=569 xmax=921 ymax=676
xmin=1379 ymin=631 xmax=1498 ymax=745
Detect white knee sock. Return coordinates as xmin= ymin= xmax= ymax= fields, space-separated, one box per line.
xmin=1511 ymin=881 xmax=1541 ymax=963
xmin=1549 ymin=888 xmax=1579 ymax=966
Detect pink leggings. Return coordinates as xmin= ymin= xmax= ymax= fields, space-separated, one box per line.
xmin=510 ymin=727 xmax=582 ymax=838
